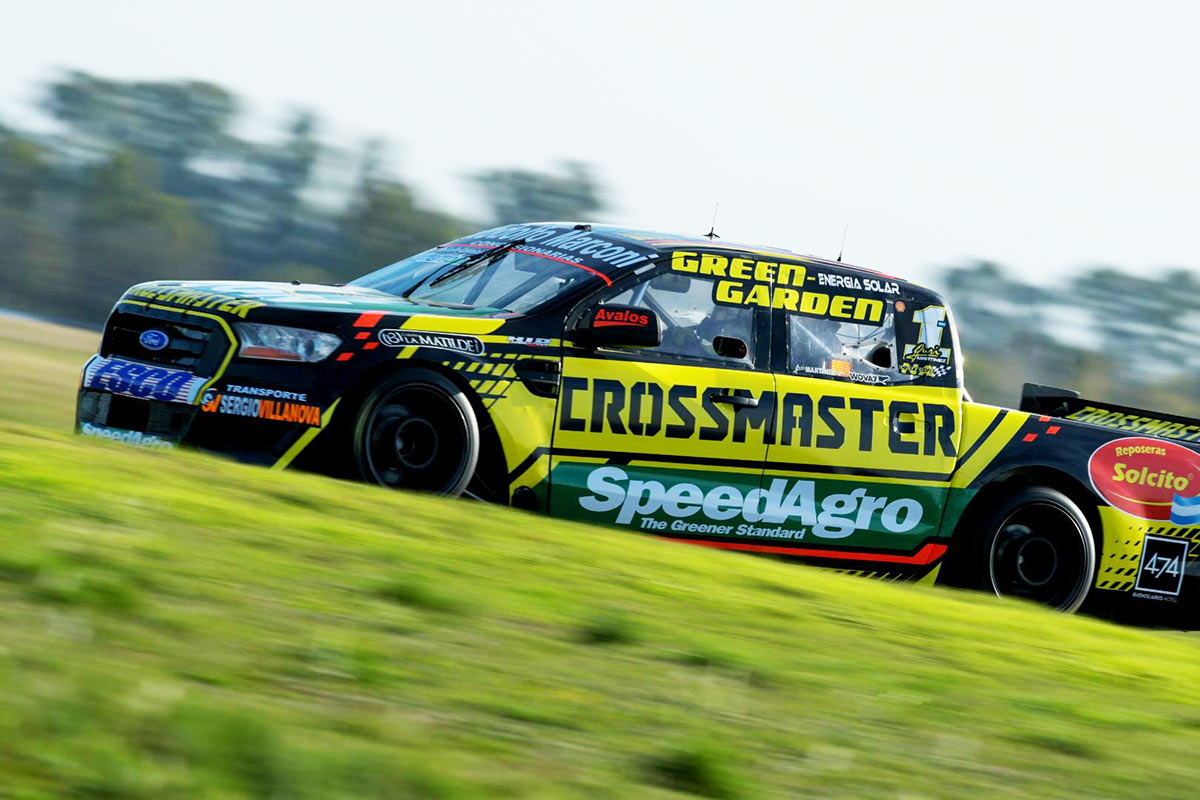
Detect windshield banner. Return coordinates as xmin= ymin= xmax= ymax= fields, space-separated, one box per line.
xmin=449 ymin=224 xmax=659 ymax=273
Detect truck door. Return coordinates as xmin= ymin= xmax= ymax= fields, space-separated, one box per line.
xmin=765 ymin=276 xmax=962 ymax=569
xmin=549 ymin=260 xmax=777 ymax=547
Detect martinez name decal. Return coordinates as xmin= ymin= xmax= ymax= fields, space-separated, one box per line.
xmin=578 ymin=466 xmax=924 ymax=539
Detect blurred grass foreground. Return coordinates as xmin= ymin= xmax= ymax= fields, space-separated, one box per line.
xmin=5 ymin=316 xmax=1200 ymax=797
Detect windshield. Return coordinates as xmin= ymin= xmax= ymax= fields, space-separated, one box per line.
xmin=349 ymin=244 xmax=606 ymax=313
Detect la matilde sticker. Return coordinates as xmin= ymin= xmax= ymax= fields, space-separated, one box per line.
xmin=377 ymin=330 xmax=484 ymax=355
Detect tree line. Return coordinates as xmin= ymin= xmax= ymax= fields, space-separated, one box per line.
xmin=1 ymin=70 xmax=1197 ymax=417
xmin=0 ymin=71 xmax=601 ymax=324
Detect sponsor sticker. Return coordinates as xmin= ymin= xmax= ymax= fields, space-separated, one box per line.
xmin=1067 ymin=405 xmax=1200 ymax=443
xmin=1088 ymin=437 xmax=1200 ymax=522
xmin=593 ymin=307 xmax=651 ymax=328
xmin=575 ymin=465 xmax=925 ymax=540
xmin=898 ymin=305 xmax=951 ymax=379
xmin=126 ymin=286 xmax=264 ymax=318
xmin=797 ymin=365 xmax=891 ymax=385
xmin=79 ymin=421 xmax=177 ymax=450
xmin=1134 ymin=535 xmax=1188 ymax=597
xmin=199 ymin=389 xmax=322 ymax=427
xmin=377 ymin=330 xmax=485 ymax=355
xmin=222 ymin=383 xmax=308 ymax=402
xmin=669 ymin=250 xmax=889 ymax=323
xmin=557 ymin=377 xmax=958 ymax=458
xmin=507 ymin=336 xmax=554 ymax=347
xmin=451 ymin=223 xmax=656 ymax=271
xmin=83 ymin=356 xmax=206 ymax=404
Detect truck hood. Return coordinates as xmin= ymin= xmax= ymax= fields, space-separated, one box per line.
xmin=123 ymin=280 xmax=510 ymax=319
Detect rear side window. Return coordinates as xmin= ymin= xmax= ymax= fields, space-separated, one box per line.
xmin=786 ymin=296 xmax=956 ymax=387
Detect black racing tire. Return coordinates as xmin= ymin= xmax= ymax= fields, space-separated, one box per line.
xmin=351 ymin=369 xmax=480 ymax=497
xmin=955 ymin=487 xmax=1096 ymax=613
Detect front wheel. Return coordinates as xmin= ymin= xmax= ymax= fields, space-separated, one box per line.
xmin=351 ymin=369 xmax=480 ymax=496
xmin=952 ymin=486 xmax=1096 ymax=612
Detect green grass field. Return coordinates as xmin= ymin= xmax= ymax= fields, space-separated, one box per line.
xmin=3 ymin=315 xmax=1200 ymax=798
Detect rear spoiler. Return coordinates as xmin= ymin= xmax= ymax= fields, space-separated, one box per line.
xmin=1020 ymin=383 xmax=1200 ymax=439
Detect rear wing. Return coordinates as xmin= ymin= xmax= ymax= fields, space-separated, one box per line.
xmin=1020 ymin=383 xmax=1200 ymax=441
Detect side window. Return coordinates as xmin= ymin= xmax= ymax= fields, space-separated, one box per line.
xmin=598 ymin=270 xmax=757 ymax=367
xmin=786 ymin=296 xmax=955 ymax=386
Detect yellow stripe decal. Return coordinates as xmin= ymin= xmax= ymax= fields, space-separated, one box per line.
xmin=917 ymin=563 xmax=943 ymax=585
xmin=399 ymin=316 xmax=505 ymax=335
xmin=951 ymin=409 xmax=1029 ymax=489
xmin=271 ymin=398 xmax=341 ymax=472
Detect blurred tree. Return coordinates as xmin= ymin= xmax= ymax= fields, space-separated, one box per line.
xmin=341 ymin=141 xmax=471 ymax=272
xmin=1070 ymin=267 xmax=1192 ymax=383
xmin=473 ymin=161 xmax=602 ymax=225
xmin=68 ymin=150 xmax=215 ymax=322
xmin=270 ymin=111 xmax=320 ymax=252
xmin=0 ymin=133 xmax=46 ymax=212
xmin=0 ymin=128 xmax=71 ymax=312
xmin=44 ymin=70 xmax=236 ymax=195
xmin=942 ymin=260 xmax=1051 ymax=355
xmin=213 ymin=110 xmax=327 ymax=274
xmin=342 ymin=178 xmax=471 ymax=271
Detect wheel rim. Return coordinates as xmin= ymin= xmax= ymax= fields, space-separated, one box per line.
xmin=363 ymin=383 xmax=471 ymax=493
xmin=988 ymin=501 xmax=1091 ymax=611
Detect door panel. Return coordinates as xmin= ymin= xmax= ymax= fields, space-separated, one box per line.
xmin=549 ymin=262 xmax=778 ymax=543
xmin=765 ymin=374 xmax=960 ymax=555
xmin=763 ymin=292 xmax=963 ymax=563
xmin=550 ymin=357 xmax=776 ymax=541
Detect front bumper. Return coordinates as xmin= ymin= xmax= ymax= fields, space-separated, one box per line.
xmin=75 ymin=386 xmax=301 ymax=465
xmin=75 ymin=301 xmax=342 ymax=467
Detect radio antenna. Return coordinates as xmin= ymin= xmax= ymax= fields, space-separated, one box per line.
xmin=705 ymin=203 xmax=721 ymax=240
xmin=836 ymin=223 xmax=849 ymax=262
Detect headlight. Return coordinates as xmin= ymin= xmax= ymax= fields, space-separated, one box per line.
xmin=234 ymin=323 xmax=341 ymax=362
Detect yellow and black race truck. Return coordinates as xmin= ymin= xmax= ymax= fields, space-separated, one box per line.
xmin=77 ymin=223 xmax=1200 ymax=617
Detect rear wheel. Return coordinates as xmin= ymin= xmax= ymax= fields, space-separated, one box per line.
xmin=954 ymin=487 xmax=1096 ymax=612
xmin=351 ymin=370 xmax=479 ymax=496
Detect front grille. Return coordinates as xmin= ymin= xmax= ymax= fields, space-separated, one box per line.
xmin=101 ymin=307 xmax=227 ymax=374
xmin=78 ymin=390 xmax=195 ymax=438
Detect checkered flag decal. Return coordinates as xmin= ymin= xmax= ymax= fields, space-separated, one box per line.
xmin=926 ymin=364 xmax=951 ymax=378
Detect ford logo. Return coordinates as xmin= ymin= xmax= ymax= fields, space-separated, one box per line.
xmin=139 ymin=329 xmax=170 ymax=351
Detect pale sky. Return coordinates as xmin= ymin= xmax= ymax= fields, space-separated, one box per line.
xmin=5 ymin=0 xmax=1198 ymax=287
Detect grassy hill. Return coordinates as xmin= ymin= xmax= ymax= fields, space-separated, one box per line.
xmin=3 ymin=315 xmax=1200 ymax=798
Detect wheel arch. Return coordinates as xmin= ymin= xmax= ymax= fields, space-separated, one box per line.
xmin=307 ymin=357 xmax=510 ymax=499
xmin=941 ymin=464 xmax=1106 ymax=581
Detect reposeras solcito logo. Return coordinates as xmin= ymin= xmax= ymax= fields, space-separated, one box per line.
xmin=1088 ymin=437 xmax=1200 ymax=523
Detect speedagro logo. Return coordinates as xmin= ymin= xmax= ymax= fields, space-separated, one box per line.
xmin=1088 ymin=437 xmax=1200 ymax=523
xmin=578 ymin=466 xmax=923 ymax=539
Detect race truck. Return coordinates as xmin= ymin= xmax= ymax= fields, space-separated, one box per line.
xmin=76 ymin=222 xmax=1200 ymax=618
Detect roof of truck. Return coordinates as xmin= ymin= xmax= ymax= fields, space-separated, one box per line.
xmin=576 ymin=223 xmax=902 ymax=281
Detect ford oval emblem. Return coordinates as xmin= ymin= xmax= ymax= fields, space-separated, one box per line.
xmin=139 ymin=329 xmax=170 ymax=351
